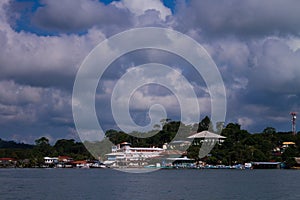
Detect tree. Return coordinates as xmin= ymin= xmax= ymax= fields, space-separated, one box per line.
xmin=263 ymin=127 xmax=276 ymax=135
xmin=160 ymin=118 xmax=171 ymax=126
xmin=35 ymin=137 xmax=50 ymax=146
xmin=54 ymin=139 xmax=75 ymax=155
xmin=285 ymin=157 xmax=297 ymax=169
xmin=33 ymin=137 xmax=52 ymax=159
xmin=252 ymin=149 xmax=268 ymax=162
xmin=282 ymin=146 xmax=298 ymax=161
xmin=197 ymin=116 xmax=211 ymax=132
xmin=216 ymin=122 xmax=225 ymax=133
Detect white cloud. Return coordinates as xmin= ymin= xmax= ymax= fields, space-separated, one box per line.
xmin=0 ymin=2 xmax=107 ymax=88
xmin=238 ymin=117 xmax=254 ymax=129
xmin=0 ymin=30 xmax=104 ymax=80
xmin=0 ymin=80 xmax=42 ymax=105
xmin=0 ymin=103 xmax=37 ymax=125
xmin=114 ymin=0 xmax=171 ymax=21
xmin=105 ymin=65 xmax=212 ymax=132
xmin=285 ymin=37 xmax=300 ymax=51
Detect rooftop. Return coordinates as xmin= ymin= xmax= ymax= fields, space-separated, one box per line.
xmin=188 ymin=131 xmax=226 ymax=139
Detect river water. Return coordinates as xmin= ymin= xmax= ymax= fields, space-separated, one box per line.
xmin=1 ymin=168 xmax=300 ymax=200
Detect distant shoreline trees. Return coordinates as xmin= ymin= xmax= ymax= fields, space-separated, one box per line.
xmin=1 ymin=117 xmax=300 ymax=168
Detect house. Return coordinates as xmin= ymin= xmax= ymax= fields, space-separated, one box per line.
xmin=43 ymin=157 xmax=58 ymax=165
xmin=55 ymin=156 xmax=73 ymax=168
xmin=273 ymin=142 xmax=296 ymax=155
xmin=58 ymin=156 xmax=73 ymax=163
xmin=71 ymin=160 xmax=89 ymax=168
xmin=164 ymin=156 xmax=195 ymax=168
xmin=0 ymin=157 xmax=17 ymax=167
xmin=252 ymin=162 xmax=281 ymax=169
xmin=282 ymin=142 xmax=295 ymax=148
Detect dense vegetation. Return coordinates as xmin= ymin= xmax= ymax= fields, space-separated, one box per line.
xmin=0 ymin=137 xmax=93 ymax=167
xmin=204 ymin=123 xmax=300 ymax=166
xmin=1 ymin=117 xmax=300 ymax=167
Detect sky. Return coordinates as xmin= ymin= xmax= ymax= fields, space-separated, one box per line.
xmin=0 ymin=0 xmax=300 ymax=143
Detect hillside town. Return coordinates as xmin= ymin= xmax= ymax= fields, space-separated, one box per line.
xmin=1 ymin=119 xmax=300 ymax=170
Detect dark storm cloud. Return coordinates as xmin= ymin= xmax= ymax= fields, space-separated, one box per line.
xmin=0 ymin=79 xmax=74 ymax=142
xmin=218 ymin=37 xmax=300 ymax=131
xmin=171 ymin=0 xmax=300 ymax=131
xmin=248 ymin=39 xmax=300 ymax=93
xmin=176 ymin=0 xmax=300 ymax=37
xmin=31 ymin=0 xmax=133 ymax=33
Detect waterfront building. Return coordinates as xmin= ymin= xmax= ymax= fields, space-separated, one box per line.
xmin=43 ymin=157 xmax=58 ymax=164
xmin=71 ymin=160 xmax=89 ymax=168
xmin=188 ymin=130 xmax=226 ymax=145
xmin=58 ymin=156 xmax=73 ymax=163
xmin=164 ymin=156 xmax=195 ymax=168
xmin=0 ymin=157 xmax=17 ymax=167
xmin=282 ymin=142 xmax=295 ymax=148
xmin=104 ymin=131 xmax=227 ymax=168
xmin=252 ymin=162 xmax=281 ymax=169
xmin=104 ymin=142 xmax=164 ymax=167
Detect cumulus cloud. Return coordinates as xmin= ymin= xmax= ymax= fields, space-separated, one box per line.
xmin=107 ymin=64 xmax=202 ymax=132
xmin=1 ymin=0 xmax=300 ymax=142
xmin=0 ymin=4 xmax=106 ymax=88
xmin=0 ymin=80 xmax=42 ymax=105
xmin=114 ymin=0 xmax=171 ymax=21
xmin=249 ymin=38 xmax=300 ymax=93
xmin=0 ymin=1 xmax=181 ymax=143
xmin=199 ymin=35 xmax=300 ymax=132
xmin=0 ymin=80 xmax=72 ymax=125
xmin=0 ymin=81 xmax=73 ymax=144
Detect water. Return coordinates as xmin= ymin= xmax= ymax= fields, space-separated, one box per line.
xmin=1 ymin=168 xmax=300 ymax=200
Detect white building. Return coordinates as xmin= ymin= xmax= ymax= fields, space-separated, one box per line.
xmin=43 ymin=157 xmax=58 ymax=164
xmin=104 ymin=142 xmax=164 ymax=167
